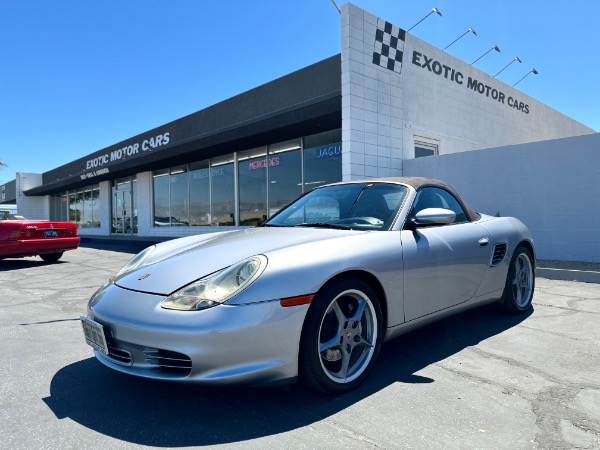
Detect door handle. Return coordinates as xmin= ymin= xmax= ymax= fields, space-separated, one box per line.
xmin=478 ymin=237 xmax=490 ymax=247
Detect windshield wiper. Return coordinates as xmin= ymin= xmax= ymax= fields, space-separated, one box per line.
xmin=258 ymin=223 xmax=287 ymax=227
xmin=346 ymin=184 xmax=372 ymax=218
xmin=295 ymin=222 xmax=352 ymax=230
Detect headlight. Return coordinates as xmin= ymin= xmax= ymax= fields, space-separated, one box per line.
xmin=160 ymin=255 xmax=267 ymax=311
xmin=116 ymin=245 xmax=156 ymax=278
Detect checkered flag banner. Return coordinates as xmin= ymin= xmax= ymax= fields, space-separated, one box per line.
xmin=372 ymin=20 xmax=406 ymax=74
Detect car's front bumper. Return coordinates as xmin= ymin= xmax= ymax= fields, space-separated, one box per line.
xmin=86 ymin=284 xmax=310 ymax=386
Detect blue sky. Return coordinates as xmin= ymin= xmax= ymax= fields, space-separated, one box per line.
xmin=1 ymin=0 xmax=598 ymax=185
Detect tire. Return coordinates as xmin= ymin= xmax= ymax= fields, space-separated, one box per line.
xmin=299 ymin=278 xmax=383 ymax=394
xmin=498 ymin=245 xmax=535 ymax=313
xmin=40 ymin=252 xmax=63 ymax=263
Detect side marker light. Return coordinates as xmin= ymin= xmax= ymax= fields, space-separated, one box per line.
xmin=280 ymin=294 xmax=315 ymax=307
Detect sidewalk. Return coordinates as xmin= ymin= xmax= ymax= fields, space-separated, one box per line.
xmin=537 ymin=259 xmax=600 ymax=284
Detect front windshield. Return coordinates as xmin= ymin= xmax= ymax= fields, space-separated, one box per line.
xmin=1 ymin=212 xmax=26 ymax=220
xmin=264 ymin=183 xmax=408 ymax=231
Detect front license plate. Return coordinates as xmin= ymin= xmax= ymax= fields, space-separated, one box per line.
xmin=44 ymin=230 xmax=59 ymax=238
xmin=80 ymin=316 xmax=109 ymax=355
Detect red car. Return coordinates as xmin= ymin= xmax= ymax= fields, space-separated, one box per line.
xmin=0 ymin=212 xmax=80 ymax=262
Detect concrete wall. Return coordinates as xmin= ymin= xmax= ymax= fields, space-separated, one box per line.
xmin=401 ymin=26 xmax=595 ymax=159
xmin=341 ymin=3 xmax=405 ymax=180
xmin=135 ymin=172 xmax=153 ymax=237
xmin=403 ymin=133 xmax=600 ymax=263
xmin=340 ymin=3 xmax=596 ymax=178
xmin=15 ymin=173 xmax=49 ymax=220
xmin=1 ymin=180 xmax=16 ymax=204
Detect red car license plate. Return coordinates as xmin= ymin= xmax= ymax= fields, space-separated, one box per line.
xmin=44 ymin=230 xmax=59 ymax=238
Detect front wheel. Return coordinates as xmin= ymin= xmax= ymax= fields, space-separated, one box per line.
xmin=498 ymin=245 xmax=535 ymax=313
xmin=299 ymin=278 xmax=383 ymax=394
xmin=40 ymin=252 xmax=63 ymax=263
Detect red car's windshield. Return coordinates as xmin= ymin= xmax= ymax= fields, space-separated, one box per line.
xmin=0 ymin=212 xmax=26 ymax=220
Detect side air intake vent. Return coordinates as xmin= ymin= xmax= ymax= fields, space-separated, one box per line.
xmin=490 ymin=243 xmax=507 ymax=266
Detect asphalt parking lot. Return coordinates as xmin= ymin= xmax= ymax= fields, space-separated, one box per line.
xmin=1 ymin=245 xmax=599 ymax=449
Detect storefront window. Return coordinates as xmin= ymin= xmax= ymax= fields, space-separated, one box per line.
xmin=238 ymin=147 xmax=267 ymax=226
xmin=115 ymin=177 xmax=131 ymax=190
xmin=68 ymin=192 xmax=77 ymax=222
xmin=50 ymin=194 xmax=68 ymax=222
xmin=169 ymin=165 xmax=189 ymax=226
xmin=189 ymin=161 xmax=210 ymax=226
xmin=151 ymin=130 xmax=340 ymax=229
xmin=131 ymin=178 xmax=137 ymax=232
xmin=268 ymin=139 xmax=302 ymax=217
xmin=82 ymin=188 xmax=92 ymax=227
xmin=153 ymin=169 xmax=170 ymax=226
xmin=53 ymin=185 xmax=100 ymax=228
xmin=303 ymin=129 xmax=342 ymax=190
xmin=210 ymin=155 xmax=235 ymax=226
xmin=153 ymin=155 xmax=236 ymax=228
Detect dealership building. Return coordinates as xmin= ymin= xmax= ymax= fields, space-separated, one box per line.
xmin=2 ymin=4 xmax=598 ymax=262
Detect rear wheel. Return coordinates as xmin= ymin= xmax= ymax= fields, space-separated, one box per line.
xmin=40 ymin=252 xmax=63 ymax=263
xmin=499 ymin=245 xmax=534 ymax=313
xmin=299 ymin=278 xmax=383 ymax=394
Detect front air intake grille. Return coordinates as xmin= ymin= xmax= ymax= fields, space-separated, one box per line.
xmin=106 ymin=340 xmax=133 ymax=365
xmin=144 ymin=348 xmax=192 ymax=375
xmin=491 ymin=243 xmax=507 ymax=266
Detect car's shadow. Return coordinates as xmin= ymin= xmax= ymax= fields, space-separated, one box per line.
xmin=0 ymin=259 xmax=66 ymax=271
xmin=79 ymin=241 xmax=149 ymax=254
xmin=0 ymin=243 xmax=144 ymax=271
xmin=43 ymin=305 xmax=532 ymax=447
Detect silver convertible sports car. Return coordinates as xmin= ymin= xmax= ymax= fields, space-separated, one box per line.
xmin=81 ymin=177 xmax=535 ymax=394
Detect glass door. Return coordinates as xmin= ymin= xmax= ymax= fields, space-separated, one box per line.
xmin=111 ymin=177 xmax=137 ymax=235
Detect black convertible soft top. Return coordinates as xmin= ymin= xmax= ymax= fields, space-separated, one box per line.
xmin=331 ymin=177 xmax=481 ymax=222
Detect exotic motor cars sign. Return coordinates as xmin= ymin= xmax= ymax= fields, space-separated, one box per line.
xmin=411 ymin=51 xmax=531 ymax=114
xmin=81 ymin=132 xmax=171 ymax=180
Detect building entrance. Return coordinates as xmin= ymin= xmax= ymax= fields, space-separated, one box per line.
xmin=111 ymin=177 xmax=136 ymax=234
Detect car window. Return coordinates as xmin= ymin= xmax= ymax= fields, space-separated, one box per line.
xmin=411 ymin=187 xmax=468 ymax=224
xmin=284 ymin=196 xmax=340 ymax=225
xmin=265 ymin=183 xmax=408 ymax=231
xmin=0 ymin=212 xmax=26 ymax=220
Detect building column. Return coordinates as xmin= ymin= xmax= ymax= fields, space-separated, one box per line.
xmin=341 ymin=3 xmax=405 ymax=180
xmin=136 ymin=171 xmax=153 ymax=236
xmin=16 ymin=173 xmax=49 ymax=219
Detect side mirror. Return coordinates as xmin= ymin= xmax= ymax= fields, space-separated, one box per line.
xmin=413 ymin=208 xmax=456 ymax=226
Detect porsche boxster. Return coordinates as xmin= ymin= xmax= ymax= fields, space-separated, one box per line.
xmin=81 ymin=177 xmax=535 ymax=393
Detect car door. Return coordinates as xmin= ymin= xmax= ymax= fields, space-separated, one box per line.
xmin=401 ymin=187 xmax=490 ymax=321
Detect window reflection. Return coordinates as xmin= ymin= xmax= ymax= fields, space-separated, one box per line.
xmin=53 ymin=185 xmax=100 ymax=227
xmin=268 ymin=139 xmax=302 ymax=217
xmin=189 ymin=161 xmax=210 ymax=226
xmin=170 ymin=165 xmax=189 ymax=226
xmin=239 ymin=147 xmax=267 ymax=226
xmin=210 ymin=156 xmax=235 ymax=226
xmin=304 ymin=130 xmax=342 ymax=190
xmin=150 ymin=129 xmax=342 ymax=228
xmin=153 ymin=169 xmax=170 ymax=226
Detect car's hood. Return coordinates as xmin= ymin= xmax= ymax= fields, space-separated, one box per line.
xmin=115 ymin=227 xmax=360 ymax=295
